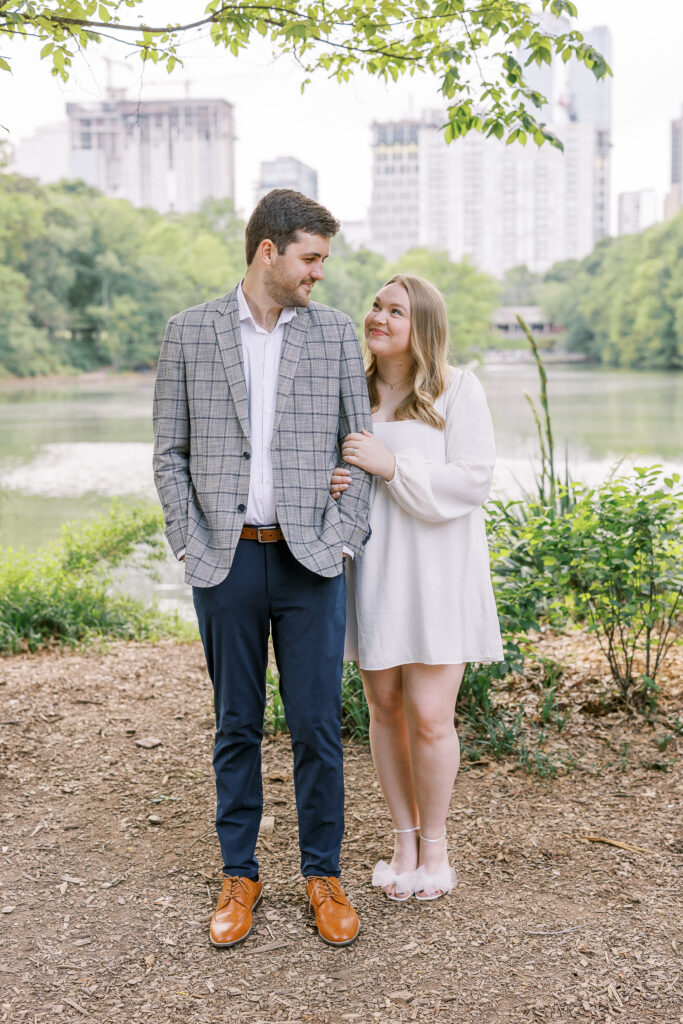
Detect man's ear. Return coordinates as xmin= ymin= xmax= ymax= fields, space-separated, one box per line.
xmin=258 ymin=238 xmax=276 ymax=266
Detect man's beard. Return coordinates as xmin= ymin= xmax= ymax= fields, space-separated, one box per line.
xmin=265 ymin=264 xmax=313 ymax=308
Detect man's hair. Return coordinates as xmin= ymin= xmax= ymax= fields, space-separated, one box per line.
xmin=245 ymin=189 xmax=340 ymax=265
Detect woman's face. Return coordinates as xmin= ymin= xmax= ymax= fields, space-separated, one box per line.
xmin=364 ymin=282 xmax=412 ymax=358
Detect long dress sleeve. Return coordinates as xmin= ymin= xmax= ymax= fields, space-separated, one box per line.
xmin=384 ymin=369 xmax=495 ymax=523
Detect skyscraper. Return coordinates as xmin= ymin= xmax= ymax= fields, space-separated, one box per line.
xmin=664 ymin=105 xmax=683 ymax=219
xmin=368 ymin=27 xmax=612 ymax=276
xmin=61 ymin=92 xmax=236 ymax=213
xmin=618 ymin=190 xmax=658 ymax=235
xmin=255 ymin=156 xmax=318 ymax=202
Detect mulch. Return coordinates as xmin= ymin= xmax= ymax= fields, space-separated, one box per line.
xmin=0 ymin=635 xmax=681 ymax=1024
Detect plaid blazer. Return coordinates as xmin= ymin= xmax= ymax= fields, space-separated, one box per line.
xmin=153 ymin=286 xmax=373 ymax=586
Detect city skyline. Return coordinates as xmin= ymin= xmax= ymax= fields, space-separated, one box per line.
xmin=2 ymin=0 xmax=682 ymax=224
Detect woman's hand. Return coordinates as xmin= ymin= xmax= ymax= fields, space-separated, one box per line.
xmin=341 ymin=429 xmax=396 ymax=481
xmin=330 ymin=466 xmax=350 ymax=500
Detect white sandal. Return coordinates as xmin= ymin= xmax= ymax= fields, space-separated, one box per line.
xmin=414 ymin=830 xmax=457 ymax=901
xmin=372 ymin=826 xmax=419 ymax=902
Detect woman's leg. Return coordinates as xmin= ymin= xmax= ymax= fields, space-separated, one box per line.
xmin=362 ymin=667 xmax=419 ymax=894
xmin=402 ymin=663 xmax=465 ymax=893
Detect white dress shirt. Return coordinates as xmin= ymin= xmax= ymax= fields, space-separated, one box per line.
xmin=237 ymin=282 xmax=296 ymax=525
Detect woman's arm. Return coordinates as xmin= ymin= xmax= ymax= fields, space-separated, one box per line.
xmin=384 ymin=370 xmax=495 ymax=524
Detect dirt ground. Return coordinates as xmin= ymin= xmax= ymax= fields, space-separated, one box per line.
xmin=0 ymin=637 xmax=681 ymax=1024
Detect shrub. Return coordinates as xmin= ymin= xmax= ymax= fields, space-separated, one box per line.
xmin=0 ymin=501 xmax=192 ymax=654
xmin=561 ymin=467 xmax=682 ymax=712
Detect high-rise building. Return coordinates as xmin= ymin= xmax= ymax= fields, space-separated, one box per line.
xmin=369 ymin=112 xmax=604 ymax=277
xmin=255 ymin=156 xmax=318 ymax=202
xmin=618 ymin=189 xmax=658 ymax=235
xmin=368 ymin=27 xmax=612 ymax=276
xmin=13 ymin=92 xmax=236 ymax=213
xmin=12 ymin=122 xmax=70 ymax=182
xmin=66 ymin=93 xmax=236 ymax=213
xmin=567 ymin=25 xmax=612 ymax=243
xmin=664 ymin=105 xmax=683 ymax=219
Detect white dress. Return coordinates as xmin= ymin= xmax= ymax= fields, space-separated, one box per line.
xmin=344 ymin=367 xmax=504 ymax=670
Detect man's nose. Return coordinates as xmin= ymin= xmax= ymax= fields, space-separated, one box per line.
xmin=311 ymin=263 xmax=324 ymax=280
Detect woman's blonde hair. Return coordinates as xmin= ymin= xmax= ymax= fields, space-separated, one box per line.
xmin=365 ymin=274 xmax=449 ymax=430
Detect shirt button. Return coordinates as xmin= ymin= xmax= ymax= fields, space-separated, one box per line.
xmin=237 ymin=504 xmax=246 ymax=513
xmin=243 ymin=452 xmax=251 ymax=460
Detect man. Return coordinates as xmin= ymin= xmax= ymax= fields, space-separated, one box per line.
xmin=153 ymin=189 xmax=372 ymax=948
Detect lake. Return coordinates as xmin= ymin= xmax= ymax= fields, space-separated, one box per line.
xmin=1 ymin=365 xmax=681 ymax=610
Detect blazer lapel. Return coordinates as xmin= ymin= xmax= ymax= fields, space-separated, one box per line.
xmin=273 ymin=309 xmax=308 ymax=433
xmin=213 ymin=289 xmax=251 ymax=440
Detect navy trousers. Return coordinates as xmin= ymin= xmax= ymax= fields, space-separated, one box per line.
xmin=193 ymin=538 xmax=346 ymax=880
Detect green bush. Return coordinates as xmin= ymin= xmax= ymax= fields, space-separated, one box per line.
xmin=487 ymin=467 xmax=683 ymax=712
xmin=561 ymin=468 xmax=682 ymax=711
xmin=0 ymin=501 xmax=192 ymax=654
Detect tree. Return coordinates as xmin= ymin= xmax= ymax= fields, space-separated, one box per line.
xmin=538 ymin=212 xmax=683 ymax=369
xmin=0 ymin=1 xmax=610 ymax=149
xmin=501 ymin=264 xmax=543 ymax=305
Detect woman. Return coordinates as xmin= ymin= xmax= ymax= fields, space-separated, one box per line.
xmin=332 ymin=275 xmax=503 ymax=901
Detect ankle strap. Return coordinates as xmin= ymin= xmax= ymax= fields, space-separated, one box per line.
xmin=393 ymin=825 xmax=420 ymax=834
xmin=419 ymin=829 xmax=446 ymax=843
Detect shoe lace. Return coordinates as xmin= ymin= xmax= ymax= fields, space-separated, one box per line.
xmin=218 ymin=876 xmax=250 ymax=909
xmin=308 ymin=876 xmax=346 ymax=906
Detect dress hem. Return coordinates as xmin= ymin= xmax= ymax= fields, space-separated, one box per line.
xmin=351 ymin=655 xmax=505 ymax=671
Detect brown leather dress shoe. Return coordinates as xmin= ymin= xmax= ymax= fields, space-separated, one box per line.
xmin=209 ymin=876 xmax=262 ymax=948
xmin=306 ymin=876 xmax=360 ymax=946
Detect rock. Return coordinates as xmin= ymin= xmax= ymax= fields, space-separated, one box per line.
xmin=148 ymin=814 xmax=162 ymax=825
xmin=136 ymin=737 xmax=162 ymax=749
xmin=259 ymin=815 xmax=275 ymax=834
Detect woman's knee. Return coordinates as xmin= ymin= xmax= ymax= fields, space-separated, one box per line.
xmin=408 ymin=705 xmax=456 ymax=745
xmin=365 ymin=688 xmax=404 ymax=725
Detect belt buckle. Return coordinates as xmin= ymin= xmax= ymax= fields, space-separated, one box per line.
xmin=256 ymin=527 xmax=269 ymax=543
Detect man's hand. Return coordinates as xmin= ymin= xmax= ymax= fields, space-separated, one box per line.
xmin=330 ymin=467 xmax=350 ymax=500
xmin=341 ymin=429 xmax=396 ymax=481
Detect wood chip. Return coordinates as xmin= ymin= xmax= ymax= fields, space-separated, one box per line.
xmin=389 ymin=991 xmax=414 ymax=1003
xmin=524 ymin=926 xmax=585 ymax=936
xmin=135 ymin=737 xmax=162 ymax=749
xmin=63 ymin=998 xmax=88 ymax=1014
xmin=244 ymin=940 xmax=289 ymax=954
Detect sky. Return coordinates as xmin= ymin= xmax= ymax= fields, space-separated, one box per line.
xmin=1 ymin=0 xmax=683 ymax=224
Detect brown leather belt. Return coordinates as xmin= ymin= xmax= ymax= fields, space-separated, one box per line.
xmin=240 ymin=525 xmax=285 ymax=543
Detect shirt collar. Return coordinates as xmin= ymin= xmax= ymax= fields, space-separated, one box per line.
xmin=237 ymin=281 xmax=297 ymax=331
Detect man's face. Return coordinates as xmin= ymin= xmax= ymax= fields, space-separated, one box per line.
xmin=265 ymin=232 xmax=330 ymax=307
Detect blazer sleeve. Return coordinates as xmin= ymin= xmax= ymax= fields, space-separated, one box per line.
xmin=384 ymin=369 xmax=495 ymax=524
xmin=336 ymin=319 xmax=373 ymax=555
xmin=152 ymin=319 xmax=191 ymax=556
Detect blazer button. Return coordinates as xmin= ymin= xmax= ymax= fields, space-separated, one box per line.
xmin=237 ymin=504 xmax=246 ymax=513
xmin=243 ymin=451 xmax=251 ymax=460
